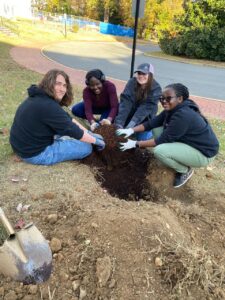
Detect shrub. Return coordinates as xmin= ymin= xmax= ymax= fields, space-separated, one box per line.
xmin=71 ymin=24 xmax=79 ymax=33
xmin=159 ymin=27 xmax=225 ymax=61
xmin=159 ymin=0 xmax=225 ymax=61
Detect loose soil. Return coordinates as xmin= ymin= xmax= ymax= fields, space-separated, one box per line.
xmin=83 ymin=125 xmax=158 ymax=202
xmin=0 ymin=125 xmax=225 ymax=300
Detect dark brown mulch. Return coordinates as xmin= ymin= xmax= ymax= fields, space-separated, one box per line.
xmin=82 ymin=125 xmax=156 ymax=201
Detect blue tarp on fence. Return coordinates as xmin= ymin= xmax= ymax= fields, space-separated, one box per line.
xmin=100 ymin=22 xmax=134 ymax=37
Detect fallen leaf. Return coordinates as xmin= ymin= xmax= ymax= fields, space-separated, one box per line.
xmin=12 ymin=155 xmax=22 ymax=162
xmin=14 ymin=219 xmax=25 ymax=229
xmin=16 ymin=203 xmax=23 ymax=213
xmin=11 ymin=177 xmax=20 ymax=183
xmin=22 ymin=204 xmax=31 ymax=212
xmin=0 ymin=128 xmax=9 ymax=135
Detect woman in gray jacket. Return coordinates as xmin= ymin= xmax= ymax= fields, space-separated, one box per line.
xmin=115 ymin=62 xmax=162 ymax=140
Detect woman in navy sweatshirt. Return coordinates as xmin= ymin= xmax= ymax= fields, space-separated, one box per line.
xmin=116 ymin=83 xmax=219 ymax=188
xmin=10 ymin=69 xmax=105 ymax=165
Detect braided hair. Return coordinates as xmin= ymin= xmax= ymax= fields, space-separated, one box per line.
xmin=85 ymin=69 xmax=105 ymax=85
xmin=165 ymin=83 xmax=207 ymax=121
xmin=165 ymin=83 xmax=189 ymax=100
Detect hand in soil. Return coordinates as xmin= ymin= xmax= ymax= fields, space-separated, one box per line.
xmin=119 ymin=139 xmax=137 ymax=151
xmin=94 ymin=138 xmax=105 ymax=151
xmin=116 ymin=128 xmax=134 ymax=138
xmin=90 ymin=122 xmax=99 ymax=131
xmin=83 ymin=125 xmax=152 ymax=201
xmin=88 ymin=131 xmax=104 ymax=141
xmin=100 ymin=119 xmax=111 ymax=125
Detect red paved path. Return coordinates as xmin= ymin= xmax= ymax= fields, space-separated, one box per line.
xmin=10 ymin=44 xmax=225 ymax=120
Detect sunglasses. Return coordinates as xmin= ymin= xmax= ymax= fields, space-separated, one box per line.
xmin=159 ymin=96 xmax=177 ymax=103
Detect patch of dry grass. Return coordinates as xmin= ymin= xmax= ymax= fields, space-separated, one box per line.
xmin=0 ymin=224 xmax=7 ymax=246
xmin=153 ymin=235 xmax=225 ymax=299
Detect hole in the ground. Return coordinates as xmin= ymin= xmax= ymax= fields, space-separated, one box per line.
xmin=82 ymin=125 xmax=159 ymax=201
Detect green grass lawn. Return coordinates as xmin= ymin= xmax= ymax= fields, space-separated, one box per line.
xmin=0 ymin=19 xmax=224 ymax=163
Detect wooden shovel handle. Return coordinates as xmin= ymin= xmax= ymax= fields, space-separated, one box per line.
xmin=0 ymin=207 xmax=15 ymax=237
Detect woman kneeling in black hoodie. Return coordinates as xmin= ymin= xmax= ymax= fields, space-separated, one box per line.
xmin=116 ymin=83 xmax=219 ymax=188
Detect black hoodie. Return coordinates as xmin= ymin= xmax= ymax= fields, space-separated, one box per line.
xmin=143 ymin=99 xmax=219 ymax=158
xmin=10 ymin=85 xmax=84 ymax=158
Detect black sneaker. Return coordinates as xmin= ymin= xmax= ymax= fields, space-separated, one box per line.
xmin=173 ymin=168 xmax=194 ymax=188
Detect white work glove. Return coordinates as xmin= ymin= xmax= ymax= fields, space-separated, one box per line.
xmin=119 ymin=139 xmax=137 ymax=151
xmin=116 ymin=128 xmax=134 ymax=138
xmin=90 ymin=122 xmax=99 ymax=132
xmin=100 ymin=118 xmax=111 ymax=125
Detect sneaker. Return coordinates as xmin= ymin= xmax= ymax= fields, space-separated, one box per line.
xmin=173 ymin=168 xmax=194 ymax=188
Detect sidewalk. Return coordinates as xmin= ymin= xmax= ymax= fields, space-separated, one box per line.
xmin=10 ymin=44 xmax=225 ymax=120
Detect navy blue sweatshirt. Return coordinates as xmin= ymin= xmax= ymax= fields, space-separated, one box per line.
xmin=143 ymin=99 xmax=219 ymax=158
xmin=10 ymin=85 xmax=84 ymax=158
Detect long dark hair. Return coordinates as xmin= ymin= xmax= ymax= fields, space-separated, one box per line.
xmin=135 ymin=73 xmax=153 ymax=103
xmin=38 ymin=69 xmax=73 ymax=106
xmin=165 ymin=83 xmax=207 ymax=121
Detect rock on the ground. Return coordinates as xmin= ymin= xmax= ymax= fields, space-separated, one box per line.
xmin=72 ymin=279 xmax=81 ymax=292
xmin=155 ymin=257 xmax=163 ymax=267
xmin=4 ymin=291 xmax=17 ymax=300
xmin=109 ymin=278 xmax=116 ymax=288
xmin=50 ymin=237 xmax=62 ymax=253
xmin=0 ymin=287 xmax=4 ymax=296
xmin=59 ymin=271 xmax=69 ymax=281
xmin=47 ymin=214 xmax=58 ymax=224
xmin=28 ymin=285 xmax=38 ymax=295
xmin=96 ymin=256 xmax=112 ymax=287
xmin=23 ymin=296 xmax=35 ymax=300
xmin=42 ymin=192 xmax=55 ymax=199
xmin=79 ymin=287 xmax=87 ymax=300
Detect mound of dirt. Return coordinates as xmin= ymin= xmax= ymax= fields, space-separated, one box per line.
xmin=83 ymin=125 xmax=158 ymax=201
xmin=0 ymin=128 xmax=224 ymax=300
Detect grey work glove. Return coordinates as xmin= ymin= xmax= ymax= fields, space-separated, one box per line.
xmin=119 ymin=139 xmax=137 ymax=151
xmin=116 ymin=128 xmax=134 ymax=138
xmin=88 ymin=131 xmax=104 ymax=141
xmin=90 ymin=122 xmax=99 ymax=132
xmin=94 ymin=137 xmax=106 ymax=151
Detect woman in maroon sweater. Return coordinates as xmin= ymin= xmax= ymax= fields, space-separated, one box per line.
xmin=71 ymin=69 xmax=119 ymax=131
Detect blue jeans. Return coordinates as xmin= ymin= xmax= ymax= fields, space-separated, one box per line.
xmin=72 ymin=102 xmax=110 ymax=121
xmin=136 ymin=130 xmax=153 ymax=141
xmin=22 ymin=137 xmax=92 ymax=165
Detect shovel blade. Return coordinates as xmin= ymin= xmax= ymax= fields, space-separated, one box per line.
xmin=0 ymin=224 xmax=52 ymax=284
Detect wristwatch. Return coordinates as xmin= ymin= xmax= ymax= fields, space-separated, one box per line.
xmin=136 ymin=141 xmax=140 ymax=148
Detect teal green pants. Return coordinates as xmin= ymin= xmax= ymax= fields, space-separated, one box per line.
xmin=152 ymin=127 xmax=214 ymax=173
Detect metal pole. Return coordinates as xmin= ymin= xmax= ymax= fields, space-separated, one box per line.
xmin=130 ymin=0 xmax=140 ymax=78
xmin=64 ymin=18 xmax=67 ymax=37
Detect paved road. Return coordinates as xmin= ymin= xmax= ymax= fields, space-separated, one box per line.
xmin=43 ymin=41 xmax=225 ymax=100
